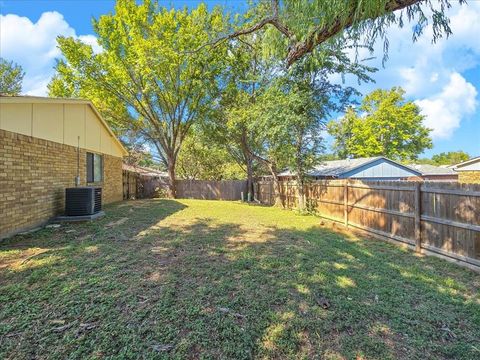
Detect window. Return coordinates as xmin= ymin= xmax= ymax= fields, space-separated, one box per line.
xmin=86 ymin=152 xmax=103 ymax=182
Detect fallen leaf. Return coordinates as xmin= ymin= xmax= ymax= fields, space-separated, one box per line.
xmin=218 ymin=307 xmax=246 ymax=319
xmin=315 ymin=295 xmax=330 ymax=310
xmin=79 ymin=323 xmax=97 ymax=330
xmin=152 ymin=344 xmax=173 ymax=352
xmin=52 ymin=322 xmax=76 ymax=332
xmin=105 ymin=217 xmax=129 ymax=228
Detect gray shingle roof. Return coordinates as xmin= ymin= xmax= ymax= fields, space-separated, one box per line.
xmin=278 ymin=157 xmax=387 ymax=177
xmin=408 ymin=164 xmax=457 ymax=175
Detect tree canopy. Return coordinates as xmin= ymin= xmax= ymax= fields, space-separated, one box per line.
xmin=417 ymin=151 xmax=470 ymax=166
xmin=431 ymin=151 xmax=470 ymax=166
xmin=176 ymin=129 xmax=244 ymax=180
xmin=328 ymin=87 xmax=432 ymax=161
xmin=0 ymin=58 xmax=25 ymax=95
xmin=47 ymin=0 xmax=461 ymax=201
xmin=214 ymin=0 xmax=463 ymax=66
xmin=49 ymin=0 xmax=229 ymax=197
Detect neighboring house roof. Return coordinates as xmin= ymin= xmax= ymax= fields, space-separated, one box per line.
xmin=278 ymin=156 xmax=421 ymax=178
xmin=0 ymin=95 xmax=128 ymax=156
xmin=123 ymin=164 xmax=168 ymax=177
xmin=450 ymin=156 xmax=480 ymax=171
xmin=408 ymin=164 xmax=457 ymax=176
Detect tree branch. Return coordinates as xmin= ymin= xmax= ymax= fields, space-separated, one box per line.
xmin=285 ymin=0 xmax=422 ymax=66
xmin=200 ymin=0 xmax=424 ymax=66
xmin=194 ymin=0 xmax=293 ymax=54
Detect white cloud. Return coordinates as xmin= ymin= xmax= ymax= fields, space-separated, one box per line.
xmin=0 ymin=11 xmax=101 ymax=96
xmin=342 ymin=1 xmax=480 ymax=140
xmin=78 ymin=34 xmax=103 ymax=55
xmin=415 ymin=73 xmax=477 ymax=139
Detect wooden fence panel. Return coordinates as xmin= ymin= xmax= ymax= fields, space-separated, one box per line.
xmin=256 ymin=181 xmax=274 ymax=204
xmin=256 ymin=179 xmax=480 ymax=269
xmin=176 ymin=180 xmax=247 ymax=201
xmin=122 ymin=170 xmax=138 ymax=200
xmin=420 ymin=182 xmax=480 ymax=262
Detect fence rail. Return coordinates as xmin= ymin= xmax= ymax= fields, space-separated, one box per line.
xmin=176 ymin=180 xmax=247 ymax=201
xmin=122 ymin=170 xmax=138 ymax=200
xmin=256 ymin=180 xmax=480 ymax=269
xmin=123 ymin=170 xmax=169 ymax=199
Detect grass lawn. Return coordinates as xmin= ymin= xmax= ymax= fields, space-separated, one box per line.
xmin=1 ymin=199 xmax=479 ymax=359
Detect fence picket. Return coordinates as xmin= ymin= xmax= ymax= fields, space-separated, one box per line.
xmin=256 ymin=179 xmax=480 ymax=269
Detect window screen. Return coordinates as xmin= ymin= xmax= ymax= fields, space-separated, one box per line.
xmin=94 ymin=153 xmax=103 ymax=182
xmin=86 ymin=152 xmax=103 ymax=182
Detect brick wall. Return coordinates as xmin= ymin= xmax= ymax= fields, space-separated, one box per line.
xmin=0 ymin=129 xmax=123 ymax=239
xmin=458 ymin=171 xmax=480 ymax=184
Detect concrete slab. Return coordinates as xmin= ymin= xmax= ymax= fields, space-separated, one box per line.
xmin=55 ymin=211 xmax=105 ymax=222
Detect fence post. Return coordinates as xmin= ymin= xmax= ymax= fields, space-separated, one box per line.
xmin=343 ymin=180 xmax=348 ymax=227
xmin=414 ymin=182 xmax=422 ymax=252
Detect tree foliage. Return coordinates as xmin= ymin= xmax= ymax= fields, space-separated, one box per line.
xmin=431 ymin=151 xmax=470 ymax=166
xmin=205 ymin=33 xmax=269 ymax=197
xmin=254 ymin=44 xmax=374 ymax=209
xmin=213 ymin=0 xmax=463 ymax=66
xmin=49 ymin=0 xmax=229 ymax=197
xmin=417 ymin=151 xmax=472 ymax=166
xmin=176 ymin=130 xmax=244 ymax=180
xmin=0 ymin=58 xmax=25 ymax=95
xmin=328 ymin=87 xmax=432 ymax=161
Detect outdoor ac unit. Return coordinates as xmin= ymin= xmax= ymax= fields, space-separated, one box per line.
xmin=65 ymin=187 xmax=102 ymax=216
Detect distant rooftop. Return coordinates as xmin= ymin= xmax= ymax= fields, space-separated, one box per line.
xmin=408 ymin=164 xmax=457 ymax=175
xmin=279 ymin=157 xmax=420 ymax=178
xmin=450 ymin=156 xmax=480 ymax=169
xmin=123 ymin=164 xmax=168 ymax=177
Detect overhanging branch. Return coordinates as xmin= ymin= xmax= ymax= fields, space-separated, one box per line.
xmin=199 ymin=0 xmax=426 ymax=67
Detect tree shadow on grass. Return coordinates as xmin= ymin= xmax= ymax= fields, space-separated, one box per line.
xmin=1 ymin=200 xmax=479 ymax=360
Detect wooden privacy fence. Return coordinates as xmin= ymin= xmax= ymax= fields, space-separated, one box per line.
xmin=123 ymin=170 xmax=138 ymax=200
xmin=176 ymin=180 xmax=247 ymax=200
xmin=256 ymin=180 xmax=480 ymax=269
xmin=123 ymin=170 xmax=169 ymax=199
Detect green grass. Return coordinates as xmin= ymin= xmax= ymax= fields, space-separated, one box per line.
xmin=1 ymin=199 xmax=479 ymax=359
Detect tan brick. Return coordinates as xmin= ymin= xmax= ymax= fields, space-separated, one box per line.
xmin=0 ymin=128 xmax=123 ymax=238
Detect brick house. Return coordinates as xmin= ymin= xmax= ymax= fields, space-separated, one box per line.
xmin=451 ymin=156 xmax=480 ymax=184
xmin=0 ymin=95 xmax=128 ymax=239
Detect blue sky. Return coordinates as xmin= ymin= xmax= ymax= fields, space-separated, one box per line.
xmin=1 ymin=0 xmax=479 ymax=158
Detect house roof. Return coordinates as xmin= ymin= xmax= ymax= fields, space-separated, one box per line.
xmin=279 ymin=156 xmax=421 ymax=178
xmin=0 ymin=95 xmax=128 ymax=156
xmin=450 ymin=156 xmax=480 ymax=170
xmin=408 ymin=164 xmax=457 ymax=176
xmin=123 ymin=164 xmax=168 ymax=177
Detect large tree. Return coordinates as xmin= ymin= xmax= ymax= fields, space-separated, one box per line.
xmin=328 ymin=87 xmax=432 ymax=161
xmin=206 ymin=32 xmax=269 ymax=200
xmin=0 ymin=58 xmax=25 ymax=95
xmin=431 ymin=151 xmax=470 ymax=166
xmin=209 ymin=0 xmax=462 ymax=66
xmin=256 ymin=44 xmax=373 ymax=210
xmin=176 ymin=128 xmax=244 ymax=180
xmin=50 ymin=0 xmax=228 ymax=197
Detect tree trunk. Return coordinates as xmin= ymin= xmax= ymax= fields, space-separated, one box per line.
xmin=166 ymin=156 xmax=177 ymax=198
xmin=297 ymin=176 xmax=306 ymax=211
xmin=246 ymin=157 xmax=255 ymax=201
xmin=267 ymin=163 xmax=283 ymax=208
xmin=295 ymin=134 xmax=306 ymax=211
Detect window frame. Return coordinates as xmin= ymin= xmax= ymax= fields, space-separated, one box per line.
xmin=86 ymin=152 xmax=103 ymax=183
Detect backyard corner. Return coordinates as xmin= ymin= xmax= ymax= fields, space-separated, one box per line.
xmin=1 ymin=199 xmax=479 ymax=359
